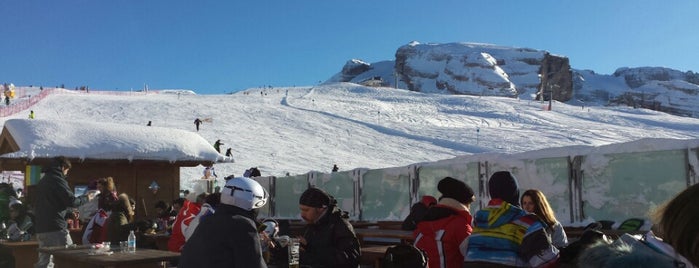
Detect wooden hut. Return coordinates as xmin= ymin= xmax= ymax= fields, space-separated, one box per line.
xmin=0 ymin=119 xmax=232 ymax=220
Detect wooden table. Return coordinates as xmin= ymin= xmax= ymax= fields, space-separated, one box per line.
xmin=354 ymin=228 xmax=413 ymax=245
xmin=0 ymin=239 xmax=39 ymax=268
xmin=39 ymin=246 xmax=180 ymax=268
xmin=143 ymin=233 xmax=170 ymax=251
xmin=360 ymin=245 xmax=391 ymax=268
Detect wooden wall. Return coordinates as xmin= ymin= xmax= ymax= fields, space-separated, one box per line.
xmin=67 ymin=162 xmax=181 ymax=221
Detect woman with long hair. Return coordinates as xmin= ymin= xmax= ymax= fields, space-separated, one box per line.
xmin=520 ymin=189 xmax=568 ymax=248
xmin=650 ymin=183 xmax=699 ymax=267
xmin=97 ymin=177 xmax=118 ymax=210
xmin=83 ymin=177 xmax=119 ymax=244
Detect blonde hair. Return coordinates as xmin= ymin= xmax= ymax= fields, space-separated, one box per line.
xmin=98 ymin=177 xmax=116 ymax=192
xmin=521 ymin=189 xmax=557 ymax=227
xmin=651 ymin=184 xmax=699 ymax=267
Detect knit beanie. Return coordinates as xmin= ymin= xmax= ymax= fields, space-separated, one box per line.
xmin=488 ymin=171 xmax=520 ymax=206
xmin=299 ymin=187 xmax=331 ymax=208
xmin=437 ymin=177 xmax=475 ymax=205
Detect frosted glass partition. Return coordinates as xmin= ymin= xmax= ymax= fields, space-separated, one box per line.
xmin=581 ymin=150 xmax=687 ymax=223
xmin=464 ymin=162 xmax=480 ymax=191
xmin=360 ymin=168 xmax=411 ymax=221
xmin=274 ymin=175 xmax=309 ymax=219
xmin=486 ymin=157 xmax=571 ymax=221
xmin=488 ymin=160 xmax=533 ymax=190
xmin=252 ymin=176 xmax=273 ymax=218
xmin=256 ymin=139 xmax=698 ymax=224
xmin=530 ymin=158 xmax=572 ymax=223
xmin=417 ymin=162 xmax=478 ymax=212
xmin=310 ymin=171 xmax=357 ymax=219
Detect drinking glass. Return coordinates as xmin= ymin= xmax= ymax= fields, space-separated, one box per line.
xmin=120 ymin=241 xmax=128 ymax=253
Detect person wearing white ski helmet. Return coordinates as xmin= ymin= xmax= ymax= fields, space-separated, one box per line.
xmin=180 ymin=177 xmax=269 ymax=268
xmin=219 ymin=176 xmax=268 ymax=210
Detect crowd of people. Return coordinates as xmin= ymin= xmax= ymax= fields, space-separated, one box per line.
xmin=403 ymin=172 xmax=698 ymax=268
xmin=1 ymin=156 xmax=697 ymax=268
xmin=178 ymin=170 xmax=697 ymax=268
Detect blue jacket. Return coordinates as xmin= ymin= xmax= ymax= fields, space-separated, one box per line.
xmin=464 ymin=199 xmax=558 ymax=267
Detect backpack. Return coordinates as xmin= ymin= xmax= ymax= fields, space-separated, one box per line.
xmin=382 ymin=243 xmax=428 ymax=268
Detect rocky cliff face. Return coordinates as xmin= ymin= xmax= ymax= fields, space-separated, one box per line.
xmin=574 ymin=67 xmax=699 ymax=117
xmin=329 ymin=42 xmax=574 ymax=101
xmin=327 ymin=41 xmax=699 ymax=118
xmin=394 ymin=42 xmax=575 ymax=100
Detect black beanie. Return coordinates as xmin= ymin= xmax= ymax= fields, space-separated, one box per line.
xmin=299 ymin=187 xmax=331 ymax=208
xmin=437 ymin=177 xmax=475 ymax=205
xmin=488 ymin=171 xmax=520 ymax=206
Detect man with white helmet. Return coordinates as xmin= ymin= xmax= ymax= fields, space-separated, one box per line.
xmin=179 ymin=177 xmax=269 ymax=268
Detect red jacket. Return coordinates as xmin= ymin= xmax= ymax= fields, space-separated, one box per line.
xmin=413 ymin=200 xmax=473 ymax=268
xmin=167 ymin=199 xmax=201 ymax=252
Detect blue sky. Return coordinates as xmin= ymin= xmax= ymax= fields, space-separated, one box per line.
xmin=1 ymin=0 xmax=697 ymax=94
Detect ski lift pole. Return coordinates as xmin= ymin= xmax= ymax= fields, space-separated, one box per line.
xmin=476 ymin=127 xmax=480 ymax=146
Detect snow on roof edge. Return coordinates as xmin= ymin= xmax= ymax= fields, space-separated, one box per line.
xmin=1 ymin=119 xmax=231 ymax=164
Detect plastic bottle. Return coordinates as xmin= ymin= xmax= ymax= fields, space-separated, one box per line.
xmin=127 ymin=230 xmax=136 ymax=253
xmin=0 ymin=221 xmax=7 ymax=240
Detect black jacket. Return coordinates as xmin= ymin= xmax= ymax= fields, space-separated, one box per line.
xmin=179 ymin=204 xmax=267 ymax=268
xmin=401 ymin=202 xmax=429 ymax=230
xmin=34 ymin=163 xmax=88 ymax=233
xmin=300 ymin=206 xmax=360 ymax=268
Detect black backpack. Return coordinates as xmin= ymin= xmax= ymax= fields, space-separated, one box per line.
xmin=382 ymin=244 xmax=428 ymax=268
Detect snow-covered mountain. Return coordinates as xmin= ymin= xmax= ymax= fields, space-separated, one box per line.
xmin=327 ymin=41 xmax=699 ymax=118
xmin=573 ymin=67 xmax=699 ymax=117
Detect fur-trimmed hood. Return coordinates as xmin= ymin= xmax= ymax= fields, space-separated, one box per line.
xmin=577 ymin=232 xmax=695 ymax=268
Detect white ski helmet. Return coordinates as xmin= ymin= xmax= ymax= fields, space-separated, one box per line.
xmin=221 ymin=177 xmax=268 ymax=210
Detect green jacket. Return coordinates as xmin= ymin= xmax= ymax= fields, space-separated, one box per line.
xmin=107 ymin=211 xmax=134 ymax=244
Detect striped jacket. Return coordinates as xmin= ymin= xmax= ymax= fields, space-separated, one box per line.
xmin=464 ymin=199 xmax=558 ymax=267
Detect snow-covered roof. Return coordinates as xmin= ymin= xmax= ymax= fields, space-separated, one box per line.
xmin=0 ymin=119 xmax=232 ymax=165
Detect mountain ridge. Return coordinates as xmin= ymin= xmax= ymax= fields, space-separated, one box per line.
xmin=327 ymin=41 xmax=699 ymax=118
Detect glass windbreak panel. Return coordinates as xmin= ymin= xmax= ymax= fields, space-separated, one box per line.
xmin=311 ymin=171 xmax=356 ymax=219
xmin=464 ymin=162 xmax=480 ymax=192
xmin=361 ymin=167 xmax=410 ymax=221
xmin=274 ymin=175 xmax=308 ymax=219
xmin=252 ymin=177 xmax=272 ymax=219
xmin=582 ymin=150 xmax=687 ymax=223
xmin=487 ymin=160 xmax=524 ymax=204
xmin=417 ymin=161 xmax=477 ymax=211
xmin=488 ymin=158 xmax=570 ymax=220
xmin=530 ymin=157 xmax=571 ymax=224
